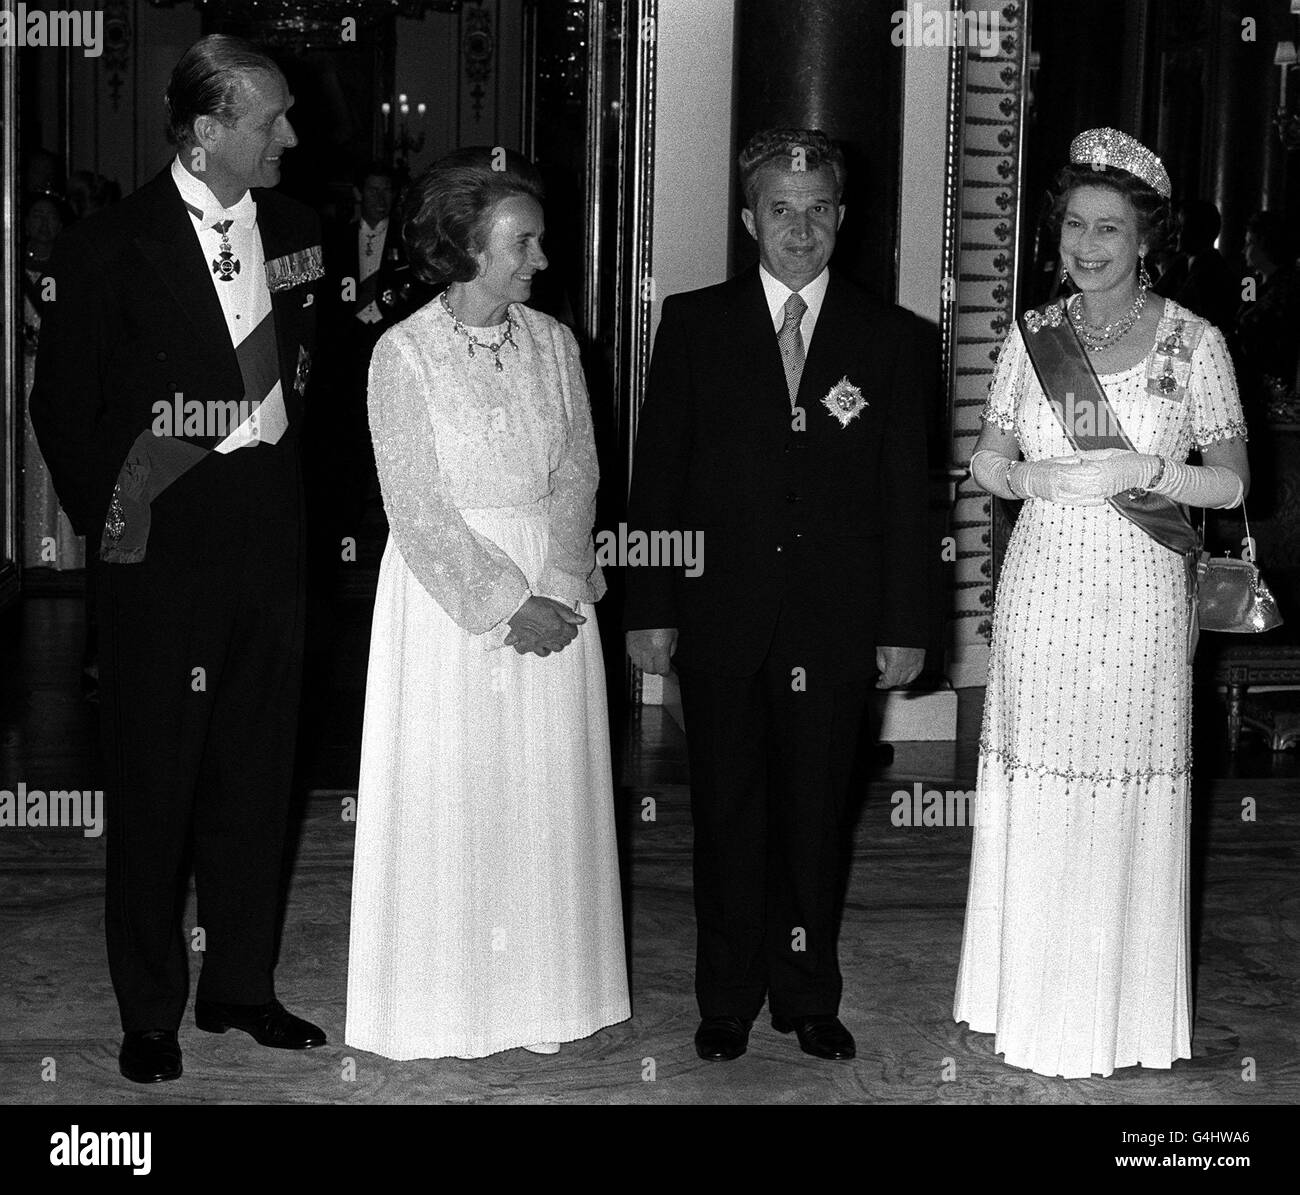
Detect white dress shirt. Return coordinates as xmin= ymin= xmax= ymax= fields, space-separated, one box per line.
xmin=357 ymin=218 xmax=388 ymax=325
xmin=758 ymin=263 xmax=830 ymax=350
xmin=169 ymin=156 xmax=286 ymax=452
xmin=358 ymin=218 xmax=388 ymax=279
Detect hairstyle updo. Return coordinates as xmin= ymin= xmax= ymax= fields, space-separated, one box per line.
xmin=1046 ymin=161 xmax=1172 ymax=255
xmin=403 ymin=147 xmax=545 ymax=290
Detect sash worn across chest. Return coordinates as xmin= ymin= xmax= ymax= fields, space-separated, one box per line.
xmin=100 ymin=229 xmax=305 ymax=564
xmin=1017 ymin=300 xmax=1204 ymax=657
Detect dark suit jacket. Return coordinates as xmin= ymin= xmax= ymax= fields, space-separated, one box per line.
xmin=30 ymin=168 xmax=322 ymax=544
xmin=624 ymin=266 xmax=932 ymax=679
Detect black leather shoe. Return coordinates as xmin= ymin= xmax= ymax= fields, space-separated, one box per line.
xmin=119 ymin=1030 xmax=182 ymax=1083
xmin=694 ymin=1015 xmax=752 ymax=1061
xmin=772 ymin=1014 xmax=856 ymax=1060
xmin=195 ymin=999 xmax=326 ymax=1049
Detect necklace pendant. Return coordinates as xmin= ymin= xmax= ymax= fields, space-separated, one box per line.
xmin=467 ymin=343 xmax=475 ymax=356
xmin=494 ymin=357 xmax=504 ymax=373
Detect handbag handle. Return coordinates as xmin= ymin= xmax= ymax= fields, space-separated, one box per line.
xmin=1241 ymin=502 xmax=1256 ymax=563
xmin=1196 ymin=500 xmax=1256 ymax=563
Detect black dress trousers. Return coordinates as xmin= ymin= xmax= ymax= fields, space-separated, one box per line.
xmin=676 ymin=600 xmax=870 ymax=1021
xmin=97 ymin=439 xmax=305 ymax=1031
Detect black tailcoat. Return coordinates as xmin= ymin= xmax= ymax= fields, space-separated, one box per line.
xmin=30 ymin=167 xmax=322 ymax=1030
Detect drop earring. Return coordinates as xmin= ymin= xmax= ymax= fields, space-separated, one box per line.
xmin=1060 ymin=262 xmax=1070 ymax=286
xmin=1137 ymin=252 xmax=1152 ymax=291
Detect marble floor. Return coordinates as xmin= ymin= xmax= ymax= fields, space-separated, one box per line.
xmin=1 ymin=585 xmax=1296 ymax=1106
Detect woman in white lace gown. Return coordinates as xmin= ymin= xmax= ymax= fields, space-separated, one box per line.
xmin=956 ymin=130 xmax=1250 ymax=1078
xmin=346 ymin=149 xmax=630 ymax=1060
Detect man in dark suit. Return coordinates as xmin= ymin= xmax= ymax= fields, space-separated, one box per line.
xmin=315 ymin=162 xmax=428 ymax=556
xmin=625 ymin=128 xmax=931 ymax=1062
xmin=323 ymin=162 xmax=427 ymax=349
xmin=30 ymin=34 xmax=327 ymax=1083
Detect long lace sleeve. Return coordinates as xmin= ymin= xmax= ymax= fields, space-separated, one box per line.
xmin=980 ymin=325 xmax=1027 ymax=431
xmin=368 ymin=328 xmax=530 ymax=634
xmin=1189 ymin=323 xmax=1248 ymax=449
xmin=535 ymin=324 xmax=606 ymax=603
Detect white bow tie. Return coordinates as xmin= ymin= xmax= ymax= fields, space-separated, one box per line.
xmin=186 ymin=193 xmax=257 ymax=231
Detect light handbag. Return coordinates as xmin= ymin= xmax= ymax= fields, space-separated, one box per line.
xmin=1196 ymin=505 xmax=1284 ymax=634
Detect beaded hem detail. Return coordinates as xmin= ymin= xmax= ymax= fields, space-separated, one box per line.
xmin=979 ymin=740 xmax=1191 ymax=783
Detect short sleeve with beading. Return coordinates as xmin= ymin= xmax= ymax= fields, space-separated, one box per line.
xmin=979 ymin=325 xmax=1028 ymax=432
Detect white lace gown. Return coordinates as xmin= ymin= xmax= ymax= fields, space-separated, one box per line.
xmin=346 ymin=299 xmax=631 ymax=1060
xmin=953 ymin=300 xmax=1247 ymax=1078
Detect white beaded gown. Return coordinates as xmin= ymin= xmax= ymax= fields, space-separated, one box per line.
xmin=953 ymin=300 xmax=1247 ymax=1078
xmin=346 ymin=298 xmax=631 ymax=1060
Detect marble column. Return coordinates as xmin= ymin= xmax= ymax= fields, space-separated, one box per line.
xmin=732 ymin=0 xmax=902 ymax=301
xmin=1206 ymin=0 xmax=1275 ymax=258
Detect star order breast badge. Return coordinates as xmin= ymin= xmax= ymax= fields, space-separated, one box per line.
xmin=821 ymin=376 xmax=868 ymax=428
xmin=294 ymin=345 xmax=312 ymax=395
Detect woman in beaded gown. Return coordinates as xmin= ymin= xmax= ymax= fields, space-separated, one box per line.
xmin=955 ymin=130 xmax=1250 ymax=1078
xmin=346 ymin=149 xmax=630 ymax=1060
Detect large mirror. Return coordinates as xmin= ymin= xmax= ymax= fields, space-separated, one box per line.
xmin=1 ymin=38 xmax=19 ymax=614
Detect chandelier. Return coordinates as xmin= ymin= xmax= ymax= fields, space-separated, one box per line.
xmin=147 ymin=1 xmax=465 ymax=50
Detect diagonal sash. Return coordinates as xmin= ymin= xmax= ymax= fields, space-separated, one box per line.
xmin=1017 ymin=305 xmax=1201 ymax=657
xmin=1018 ymin=307 xmax=1198 ymax=554
xmin=101 ymin=219 xmax=287 ymax=561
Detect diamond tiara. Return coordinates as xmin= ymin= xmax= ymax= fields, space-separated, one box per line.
xmin=1068 ymin=128 xmax=1171 ymax=199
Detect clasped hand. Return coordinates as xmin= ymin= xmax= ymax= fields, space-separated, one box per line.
xmin=504 ymin=596 xmax=586 ymax=657
xmin=626 ymin=628 xmax=677 ymax=676
xmin=1021 ymin=450 xmax=1156 ymax=504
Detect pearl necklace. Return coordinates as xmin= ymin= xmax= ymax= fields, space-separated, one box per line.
xmin=441 ymin=290 xmax=517 ymax=372
xmin=1067 ymin=288 xmax=1146 ymax=352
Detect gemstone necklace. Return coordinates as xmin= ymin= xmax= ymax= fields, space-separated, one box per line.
xmin=1067 ymin=288 xmax=1146 ymax=352
xmin=441 ymin=290 xmax=517 ymax=371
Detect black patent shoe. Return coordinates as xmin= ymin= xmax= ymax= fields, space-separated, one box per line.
xmin=195 ymin=999 xmax=326 ymax=1049
xmin=771 ymin=1014 xmax=856 ymax=1060
xmin=694 ymin=1015 xmax=752 ymax=1061
xmin=119 ymin=1030 xmax=182 ymax=1083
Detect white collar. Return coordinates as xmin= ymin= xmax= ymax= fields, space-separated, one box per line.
xmin=171 ymin=156 xmax=257 ymax=230
xmin=758 ymin=264 xmax=830 ymax=322
xmin=360 ymin=217 xmax=389 ymax=235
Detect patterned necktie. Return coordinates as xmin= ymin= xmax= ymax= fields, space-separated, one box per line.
xmin=778 ymin=292 xmax=807 ymax=405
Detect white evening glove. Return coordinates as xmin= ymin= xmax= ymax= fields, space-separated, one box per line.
xmin=1083 ymin=451 xmax=1160 ymax=497
xmin=969 ymin=449 xmax=1017 ymax=499
xmin=1152 ymin=461 xmax=1244 ymax=509
xmin=1009 ymin=458 xmax=1106 ymax=505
